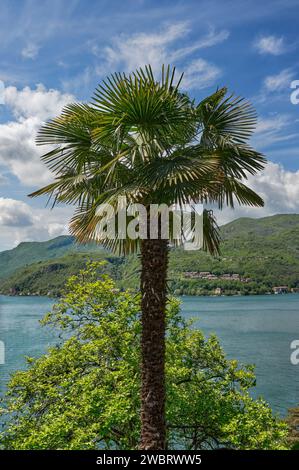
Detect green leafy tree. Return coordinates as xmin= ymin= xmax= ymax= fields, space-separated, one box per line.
xmin=29 ymin=66 xmax=265 ymax=448
xmin=286 ymin=407 xmax=299 ymax=449
xmin=0 ymin=264 xmax=287 ymax=450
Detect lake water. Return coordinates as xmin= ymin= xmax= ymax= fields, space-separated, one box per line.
xmin=1 ymin=294 xmax=299 ymax=415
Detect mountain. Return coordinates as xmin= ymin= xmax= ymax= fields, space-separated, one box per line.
xmin=0 ymin=235 xmax=110 ymax=279
xmin=0 ymin=214 xmax=298 ymax=296
xmin=0 ymin=236 xmax=76 ymax=279
xmin=164 ymin=213 xmax=299 ymax=295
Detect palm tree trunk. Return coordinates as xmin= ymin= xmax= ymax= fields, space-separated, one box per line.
xmin=140 ymin=237 xmax=168 ymax=450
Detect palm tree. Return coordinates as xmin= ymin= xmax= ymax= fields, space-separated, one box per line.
xmin=30 ymin=66 xmax=265 ymax=450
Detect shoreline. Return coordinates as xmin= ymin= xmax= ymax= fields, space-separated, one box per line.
xmin=0 ymin=291 xmax=297 ymax=299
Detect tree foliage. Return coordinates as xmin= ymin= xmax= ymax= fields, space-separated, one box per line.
xmin=0 ymin=263 xmax=287 ymax=450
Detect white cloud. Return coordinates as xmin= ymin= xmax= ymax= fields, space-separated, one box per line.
xmin=254 ymin=68 xmax=296 ymax=104
xmin=255 ymin=115 xmax=291 ymax=134
xmin=0 ymin=84 xmax=74 ymax=186
xmin=182 ymin=59 xmax=222 ymax=90
xmin=0 ymin=198 xmax=34 ymax=227
xmin=248 ymin=162 xmax=299 ymax=213
xmin=4 ymin=84 xmax=74 ymax=121
xmin=0 ymin=117 xmax=52 ymax=185
xmin=0 ymin=197 xmax=72 ymax=250
xmin=254 ymin=35 xmax=286 ymax=55
xmin=214 ymin=162 xmax=299 ymax=225
xmin=91 ymin=23 xmax=227 ymax=90
xmin=92 ymin=22 xmax=189 ymax=75
xmin=264 ymin=68 xmax=295 ymax=92
xmin=251 ymin=114 xmax=298 ymax=149
xmin=21 ymin=42 xmax=40 ymax=59
xmin=171 ymin=28 xmax=229 ymax=62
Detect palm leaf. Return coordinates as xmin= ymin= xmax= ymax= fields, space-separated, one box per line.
xmin=30 ymin=65 xmax=266 ymax=257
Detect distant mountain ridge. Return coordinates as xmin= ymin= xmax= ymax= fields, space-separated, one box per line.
xmin=0 ymin=214 xmax=298 ymax=296
xmin=0 ymin=236 xmax=106 ymax=279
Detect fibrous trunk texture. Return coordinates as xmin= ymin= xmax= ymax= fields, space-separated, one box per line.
xmin=140 ymin=237 xmax=168 ymax=450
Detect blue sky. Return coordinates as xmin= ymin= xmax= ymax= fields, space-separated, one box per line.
xmin=0 ymin=0 xmax=299 ymax=250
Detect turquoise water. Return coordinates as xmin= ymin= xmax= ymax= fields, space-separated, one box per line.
xmin=0 ymin=296 xmax=55 ymax=393
xmin=1 ymin=294 xmax=299 ymax=415
xmin=182 ymin=294 xmax=299 ymax=415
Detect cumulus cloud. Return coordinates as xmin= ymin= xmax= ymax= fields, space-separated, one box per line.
xmin=0 ymin=198 xmax=73 ymax=250
xmin=213 ymin=162 xmax=299 ymax=225
xmin=0 ymin=84 xmax=74 ymax=186
xmin=254 ymin=35 xmax=286 ymax=55
xmin=0 ymin=117 xmax=52 ymax=185
xmin=4 ymin=84 xmax=74 ymax=121
xmin=0 ymin=198 xmax=34 ymax=227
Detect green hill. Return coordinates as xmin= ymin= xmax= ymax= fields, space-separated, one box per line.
xmin=165 ymin=213 xmax=299 ymax=295
xmin=0 ymin=214 xmax=298 ymax=296
xmin=0 ymin=236 xmax=81 ymax=279
xmin=0 ymin=252 xmax=123 ymax=297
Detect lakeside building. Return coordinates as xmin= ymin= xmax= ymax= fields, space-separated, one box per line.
xmin=184 ymin=271 xmax=251 ymax=283
xmin=273 ymin=286 xmax=289 ymax=294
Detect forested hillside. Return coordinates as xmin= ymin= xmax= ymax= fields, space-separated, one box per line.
xmin=0 ymin=214 xmax=298 ymax=296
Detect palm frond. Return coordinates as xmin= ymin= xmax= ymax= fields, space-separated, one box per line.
xmin=198 ymin=90 xmax=258 ymax=147
xmin=210 ymin=177 xmax=264 ymax=209
xmin=202 ymin=209 xmax=221 ymax=256
xmin=30 ymin=65 xmax=266 ymax=254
